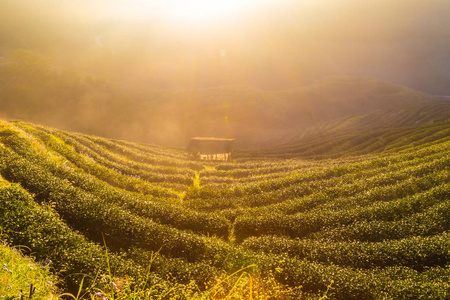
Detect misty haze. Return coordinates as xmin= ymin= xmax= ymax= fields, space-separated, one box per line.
xmin=0 ymin=0 xmax=449 ymax=299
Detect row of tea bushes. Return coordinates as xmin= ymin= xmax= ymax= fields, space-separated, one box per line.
xmin=199 ymin=160 xmax=323 ymax=182
xmin=243 ymin=232 xmax=450 ymax=270
xmin=185 ymin=141 xmax=447 ymax=211
xmin=193 ymin=149 xmax=447 ymax=216
xmin=0 ymin=179 xmax=160 ymax=292
xmin=254 ymin=251 xmax=450 ymax=299
xmin=2 ymin=117 xmax=450 ymax=299
xmin=254 ymin=119 xmax=450 ymax=159
xmin=1 ymin=124 xmax=231 ymax=237
xmin=0 ymin=177 xmax=243 ymax=299
xmin=233 ymin=181 xmax=450 ymax=242
xmin=0 ymin=149 xmax=234 ymax=259
xmin=310 ymin=195 xmax=450 ymax=242
xmin=264 ymin=164 xmax=450 ymax=218
xmin=13 ymin=123 xmax=180 ymax=198
xmin=65 ymin=131 xmax=195 ymax=174
xmin=49 ymin=129 xmax=195 ymax=185
xmin=86 ymin=133 xmax=205 ymax=170
xmin=219 ymin=167 xmax=447 ymax=224
xmin=3 ymin=177 xmax=449 ymax=299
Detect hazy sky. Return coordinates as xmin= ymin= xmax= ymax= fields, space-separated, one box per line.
xmin=1 ymin=0 xmax=449 ymax=148
xmin=1 ymin=0 xmax=449 ymax=94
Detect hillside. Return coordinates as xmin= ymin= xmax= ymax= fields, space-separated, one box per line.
xmin=252 ymin=99 xmax=450 ymax=158
xmin=1 ymin=58 xmax=445 ymax=149
xmin=136 ymin=77 xmax=443 ymax=149
xmin=0 ymin=118 xmax=449 ymax=299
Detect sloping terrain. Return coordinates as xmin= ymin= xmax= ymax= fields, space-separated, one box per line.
xmin=0 ymin=118 xmax=449 ymax=299
xmin=1 ymin=60 xmax=443 ymax=149
xmin=138 ymin=77 xmax=443 ymax=149
xmin=252 ymin=98 xmax=450 ymax=158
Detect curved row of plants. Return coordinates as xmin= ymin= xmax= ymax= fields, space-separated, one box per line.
xmin=12 ymin=123 xmax=182 ymax=199
xmin=0 ymin=128 xmax=230 ymax=240
xmin=235 ymin=160 xmax=450 ymax=219
xmin=185 ymin=141 xmax=448 ymax=212
xmin=234 ymin=180 xmax=450 ymax=242
xmin=4 ymin=176 xmax=448 ymax=299
xmin=0 ymin=179 xmax=161 ymax=293
xmin=1 ymin=118 xmax=450 ymax=299
xmin=85 ymin=133 xmax=204 ymax=170
xmin=50 ymin=129 xmax=195 ymax=184
xmin=243 ymin=230 xmax=450 ymax=270
xmin=255 ymin=118 xmax=450 ymax=159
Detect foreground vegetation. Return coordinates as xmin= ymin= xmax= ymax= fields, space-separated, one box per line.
xmin=0 ymin=118 xmax=449 ymax=299
xmin=0 ymin=241 xmax=57 ymax=299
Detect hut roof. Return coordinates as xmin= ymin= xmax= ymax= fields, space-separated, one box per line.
xmin=187 ymin=137 xmax=235 ymax=154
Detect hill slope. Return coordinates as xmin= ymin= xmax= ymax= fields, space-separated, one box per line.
xmin=0 ymin=119 xmax=449 ymax=299
xmin=251 ymin=101 xmax=449 ymax=159
xmin=138 ymin=76 xmax=443 ymax=148
xmin=1 ymin=66 xmax=445 ymax=149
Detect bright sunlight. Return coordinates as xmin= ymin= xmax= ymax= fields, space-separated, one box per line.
xmin=107 ymin=0 xmax=281 ymax=24
xmin=161 ymin=0 xmax=263 ymax=21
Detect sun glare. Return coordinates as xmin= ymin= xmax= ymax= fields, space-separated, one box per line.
xmin=109 ymin=0 xmax=281 ymax=25
xmin=161 ymin=0 xmax=258 ymax=20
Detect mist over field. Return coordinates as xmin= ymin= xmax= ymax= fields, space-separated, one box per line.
xmin=0 ymin=0 xmax=449 ymax=147
xmin=2 ymin=1 xmax=450 ymax=298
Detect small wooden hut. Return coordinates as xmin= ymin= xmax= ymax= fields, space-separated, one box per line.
xmin=186 ymin=137 xmax=235 ymax=161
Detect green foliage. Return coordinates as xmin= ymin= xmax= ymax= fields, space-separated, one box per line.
xmin=0 ymin=182 xmax=159 ymax=294
xmin=0 ymin=119 xmax=449 ymax=299
xmin=0 ymin=242 xmax=57 ymax=299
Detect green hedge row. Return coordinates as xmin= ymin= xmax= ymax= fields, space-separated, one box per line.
xmin=234 ymin=180 xmax=450 ymax=242
xmin=67 ymin=131 xmax=195 ymax=175
xmin=243 ymin=232 xmax=450 ymax=270
xmin=258 ymin=253 xmax=450 ymax=299
xmin=13 ymin=123 xmax=180 ymax=199
xmin=6 ymin=131 xmax=231 ymax=238
xmin=85 ymin=132 xmax=205 ymax=170
xmin=243 ymin=155 xmax=447 ymax=212
xmin=185 ymin=143 xmax=446 ymax=211
xmin=254 ymin=119 xmax=450 ymax=159
xmin=0 ymin=182 xmax=160 ymax=292
xmin=50 ymin=129 xmax=195 ymax=185
xmin=200 ymin=160 xmax=319 ymax=181
xmin=0 ymin=151 xmax=235 ymax=261
xmin=310 ymin=190 xmax=450 ymax=242
xmin=0 ymin=179 xmax=244 ymax=298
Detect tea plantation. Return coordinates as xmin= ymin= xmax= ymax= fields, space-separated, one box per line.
xmin=0 ymin=118 xmax=449 ymax=299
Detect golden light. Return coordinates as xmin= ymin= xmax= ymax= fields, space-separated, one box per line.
xmin=107 ymin=0 xmax=283 ymax=25
xmin=161 ymin=0 xmax=260 ymax=21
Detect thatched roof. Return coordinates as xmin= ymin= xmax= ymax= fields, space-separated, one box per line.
xmin=186 ymin=137 xmax=235 ymax=154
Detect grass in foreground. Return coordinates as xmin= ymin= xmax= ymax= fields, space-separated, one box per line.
xmin=0 ymin=242 xmax=57 ymax=299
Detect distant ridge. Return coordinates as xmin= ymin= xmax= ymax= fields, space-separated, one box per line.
xmin=247 ymin=118 xmax=450 ymax=160
xmin=135 ymin=76 xmax=444 ymax=149
xmin=1 ymin=74 xmax=446 ymax=149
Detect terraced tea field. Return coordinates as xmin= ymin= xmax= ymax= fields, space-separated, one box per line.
xmin=0 ymin=119 xmax=449 ymax=299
